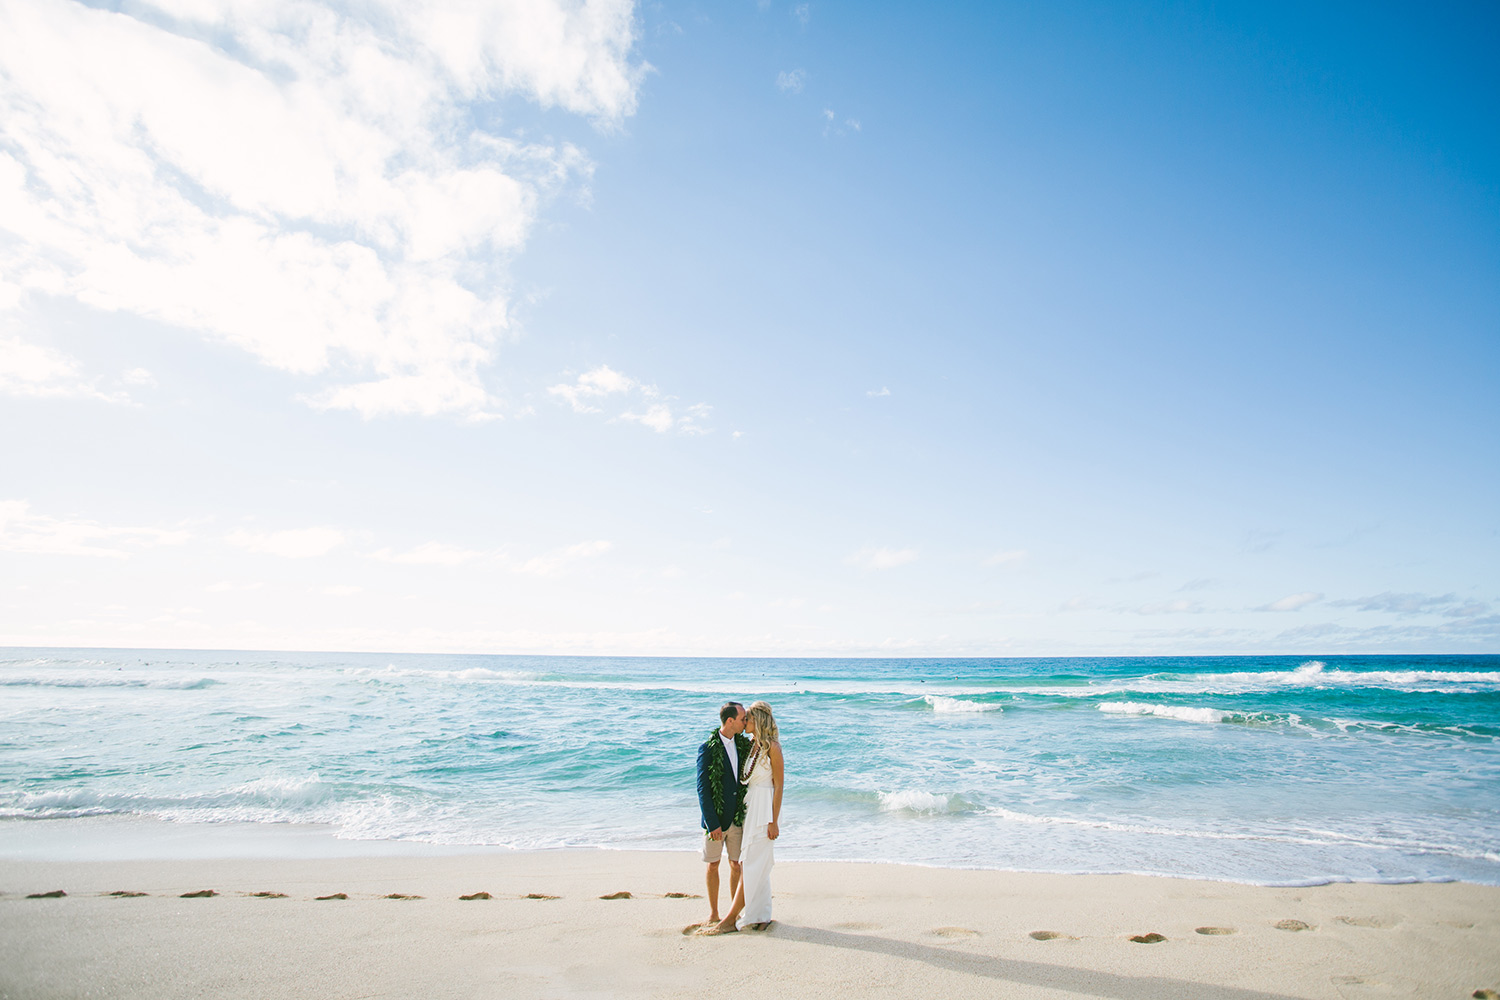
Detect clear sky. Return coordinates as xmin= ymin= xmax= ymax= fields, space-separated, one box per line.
xmin=1 ymin=0 xmax=1496 ymax=656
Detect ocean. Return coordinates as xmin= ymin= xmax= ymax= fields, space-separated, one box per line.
xmin=2 ymin=648 xmax=1497 ymax=885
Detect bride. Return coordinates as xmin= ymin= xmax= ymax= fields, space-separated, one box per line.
xmin=709 ymin=700 xmax=782 ymax=933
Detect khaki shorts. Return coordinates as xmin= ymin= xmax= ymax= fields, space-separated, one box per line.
xmin=699 ymin=824 xmax=743 ymax=864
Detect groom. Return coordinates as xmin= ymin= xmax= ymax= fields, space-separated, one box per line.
xmin=696 ymin=701 xmax=750 ymax=925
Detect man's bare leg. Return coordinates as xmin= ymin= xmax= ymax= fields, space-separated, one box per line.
xmin=705 ymin=860 xmax=721 ymax=923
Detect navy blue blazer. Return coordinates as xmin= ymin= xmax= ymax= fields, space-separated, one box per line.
xmin=696 ymin=732 xmax=748 ymax=833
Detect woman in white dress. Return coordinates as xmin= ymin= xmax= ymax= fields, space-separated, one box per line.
xmin=709 ymin=700 xmax=782 ymax=933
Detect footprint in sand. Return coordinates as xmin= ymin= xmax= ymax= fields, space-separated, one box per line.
xmin=524 ymin=893 xmax=560 ymax=900
xmin=179 ymin=890 xmax=217 ymax=898
xmin=1196 ymin=926 xmax=1235 ymax=935
xmin=249 ymin=892 xmax=288 ymax=898
xmin=1029 ymin=930 xmax=1068 ymax=941
xmin=599 ymin=891 xmax=633 ymax=900
xmin=26 ymin=890 xmax=67 ymax=898
xmin=664 ymin=892 xmax=700 ymax=899
xmin=1472 ymin=989 xmax=1499 ymax=999
xmin=383 ymin=893 xmax=422 ymax=900
xmin=928 ymin=927 xmax=979 ymax=939
xmin=1129 ymin=932 xmax=1167 ymax=944
xmin=832 ymin=921 xmax=881 ymax=931
xmin=1335 ymin=915 xmax=1399 ymax=929
xmin=105 ymin=891 xmax=148 ymax=897
xmin=458 ymin=892 xmax=492 ymax=900
xmin=316 ymin=893 xmax=348 ymax=900
xmin=1275 ymin=919 xmax=1313 ymax=931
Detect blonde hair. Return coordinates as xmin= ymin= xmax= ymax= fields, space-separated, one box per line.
xmin=741 ymin=701 xmax=779 ymax=781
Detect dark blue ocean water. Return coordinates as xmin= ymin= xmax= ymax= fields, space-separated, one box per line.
xmin=2 ymin=649 xmax=1497 ymax=884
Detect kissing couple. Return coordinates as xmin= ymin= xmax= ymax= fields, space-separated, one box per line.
xmin=694 ymin=700 xmax=784 ymax=934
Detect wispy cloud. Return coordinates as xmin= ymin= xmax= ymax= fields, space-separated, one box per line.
xmin=549 ymin=365 xmax=711 ymax=434
xmin=866 ymin=386 xmax=890 ymax=398
xmin=0 ymin=500 xmax=190 ymax=558
xmin=776 ymin=69 xmax=805 ymax=94
xmin=321 ymin=585 xmax=364 ymax=597
xmin=1276 ymin=616 xmax=1500 ymax=646
xmin=548 ymin=365 xmax=643 ymax=413
xmin=1256 ymin=591 xmax=1323 ymax=612
xmin=792 ymin=3 xmax=811 ymax=25
xmin=514 ymin=539 xmax=613 ymax=576
xmin=847 ymin=546 xmax=918 ymax=571
xmin=1134 ymin=599 xmax=1204 ymax=615
xmin=0 ymin=0 xmax=644 ymax=419
xmin=1242 ymin=529 xmax=1282 ymax=553
xmin=226 ymin=527 xmax=345 ymax=559
xmin=1327 ymin=591 xmax=1487 ymax=617
xmin=983 ymin=549 xmax=1026 ymax=567
xmin=0 ymin=336 xmax=128 ymax=403
xmin=821 ymin=108 xmax=861 ymax=137
xmin=371 ymin=542 xmax=482 ymax=567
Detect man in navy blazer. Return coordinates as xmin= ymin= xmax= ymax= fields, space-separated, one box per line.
xmin=696 ymin=701 xmax=750 ymax=926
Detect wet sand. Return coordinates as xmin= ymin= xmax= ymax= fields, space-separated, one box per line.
xmin=2 ymin=851 xmax=1497 ymax=999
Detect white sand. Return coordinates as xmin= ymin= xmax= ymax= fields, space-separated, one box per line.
xmin=2 ymin=851 xmax=1497 ymax=999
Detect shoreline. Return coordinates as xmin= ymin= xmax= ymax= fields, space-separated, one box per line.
xmin=3 ymin=814 xmax=1494 ymax=889
xmin=2 ymin=815 xmax=1491 ymax=889
xmin=3 ymin=848 xmax=1497 ymax=999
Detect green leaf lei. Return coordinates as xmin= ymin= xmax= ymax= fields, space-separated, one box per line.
xmin=702 ymin=728 xmax=752 ymax=832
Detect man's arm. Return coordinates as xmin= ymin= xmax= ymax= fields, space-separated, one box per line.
xmin=695 ymin=740 xmax=723 ymax=835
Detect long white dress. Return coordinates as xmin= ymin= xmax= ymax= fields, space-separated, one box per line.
xmin=737 ymin=745 xmax=775 ymax=929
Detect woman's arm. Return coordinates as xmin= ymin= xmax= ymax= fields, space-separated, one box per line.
xmin=768 ymin=743 xmax=784 ymax=840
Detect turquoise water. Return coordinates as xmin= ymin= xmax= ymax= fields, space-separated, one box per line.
xmin=2 ymin=648 xmax=1497 ymax=884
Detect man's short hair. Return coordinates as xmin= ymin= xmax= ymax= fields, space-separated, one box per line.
xmin=720 ymin=701 xmax=744 ymax=724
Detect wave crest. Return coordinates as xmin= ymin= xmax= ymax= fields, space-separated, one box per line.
xmin=1099 ymin=702 xmax=1234 ymax=724
xmin=923 ymin=695 xmax=1002 ymax=714
xmin=877 ymin=790 xmax=974 ymax=815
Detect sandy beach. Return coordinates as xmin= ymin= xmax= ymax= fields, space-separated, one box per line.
xmin=3 ymin=850 xmax=1497 ymax=1000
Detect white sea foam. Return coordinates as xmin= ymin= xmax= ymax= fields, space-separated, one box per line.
xmin=1098 ymin=701 xmax=1233 ymax=723
xmin=0 ymin=675 xmax=219 ymax=690
xmin=877 ymin=790 xmax=972 ymax=815
xmin=980 ymin=807 xmax=1500 ymax=865
xmin=923 ymin=695 xmax=1002 ymax=714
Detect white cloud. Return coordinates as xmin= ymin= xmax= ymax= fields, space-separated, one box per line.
xmin=547 ymin=364 xmax=642 ymax=413
xmin=847 ymin=546 xmax=918 ymax=571
xmin=0 ymin=335 xmax=126 ymax=402
xmin=1329 ymin=591 xmax=1461 ymax=615
xmin=1135 ymin=599 xmax=1204 ymax=615
xmin=226 ymin=526 xmax=345 ymax=558
xmin=983 ymin=549 xmax=1026 ymax=566
xmin=793 ymin=3 xmax=810 ymax=25
xmin=0 ymin=499 xmax=189 ymax=557
xmin=821 ymin=108 xmax=860 ymax=137
xmin=776 ymin=69 xmax=805 ymax=93
xmin=371 ymin=542 xmax=481 ymax=566
xmin=866 ymin=386 xmax=890 ymax=397
xmin=0 ymin=0 xmax=644 ymax=419
xmin=550 ymin=365 xmax=711 ymax=434
xmin=1256 ymin=591 xmax=1323 ymax=612
xmin=515 ymin=539 xmax=612 ymax=576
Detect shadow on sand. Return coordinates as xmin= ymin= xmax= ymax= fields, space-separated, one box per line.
xmin=770 ymin=924 xmax=1303 ymax=1000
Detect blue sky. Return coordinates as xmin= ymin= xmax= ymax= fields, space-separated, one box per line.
xmin=1 ymin=0 xmax=1496 ymax=655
